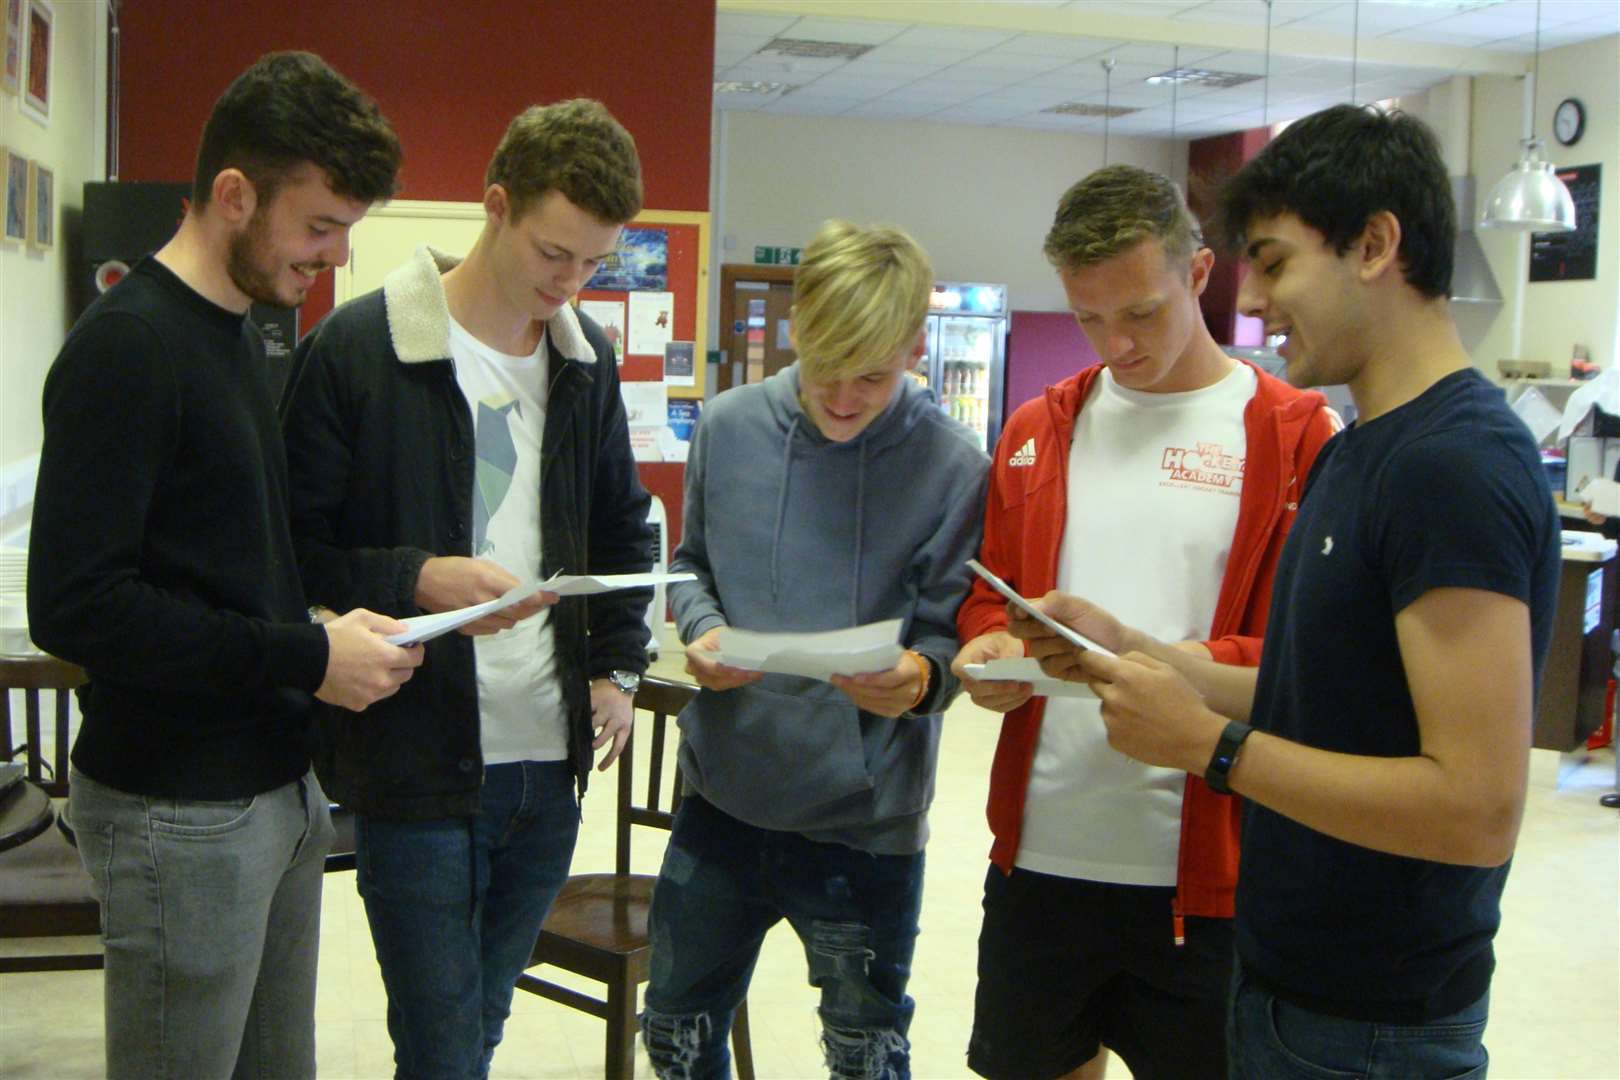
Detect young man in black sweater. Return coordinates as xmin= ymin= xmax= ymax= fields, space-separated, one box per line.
xmin=27 ymin=52 xmax=418 ymax=1078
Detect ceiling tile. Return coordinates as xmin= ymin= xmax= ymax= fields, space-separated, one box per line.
xmin=892 ymin=25 xmax=1019 ymax=50
xmin=715 ymin=11 xmax=801 ymax=37
xmin=782 ymin=17 xmax=909 ymax=45
xmin=989 ymin=33 xmax=1117 ymax=58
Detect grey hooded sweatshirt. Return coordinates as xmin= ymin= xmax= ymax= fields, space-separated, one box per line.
xmin=670 ymin=362 xmax=990 ymax=854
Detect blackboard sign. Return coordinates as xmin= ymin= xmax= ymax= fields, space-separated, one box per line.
xmin=1530 ymin=163 xmax=1601 ymax=282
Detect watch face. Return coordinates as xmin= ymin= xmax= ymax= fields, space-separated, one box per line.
xmin=1554 ymin=99 xmax=1583 ymax=145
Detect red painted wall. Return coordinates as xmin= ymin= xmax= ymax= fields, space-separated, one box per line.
xmin=117 ymin=0 xmax=714 ymax=551
xmin=1188 ymin=125 xmax=1272 ymax=346
xmin=117 ymin=0 xmax=715 ymax=330
xmin=1005 ymin=311 xmax=1100 ymax=430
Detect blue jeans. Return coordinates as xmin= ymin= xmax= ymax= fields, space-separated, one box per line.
xmin=641 ymin=794 xmax=925 ymax=1080
xmin=355 ymin=760 xmax=579 ymax=1080
xmin=1229 ymin=960 xmax=1490 ymax=1079
xmin=68 ymin=766 xmax=334 ymax=1080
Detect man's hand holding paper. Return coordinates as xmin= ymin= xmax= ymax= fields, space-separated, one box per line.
xmin=415 ymin=556 xmax=557 ymax=637
xmin=684 ymin=625 xmax=764 ymax=692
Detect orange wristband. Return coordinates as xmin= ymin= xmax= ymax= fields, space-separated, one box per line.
xmin=905 ymin=649 xmax=931 ymax=711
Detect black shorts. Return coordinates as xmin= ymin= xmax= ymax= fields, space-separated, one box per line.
xmin=967 ymin=865 xmax=1234 ymax=1080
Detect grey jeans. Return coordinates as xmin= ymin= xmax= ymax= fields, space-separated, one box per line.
xmin=68 ymin=766 xmax=335 ymax=1080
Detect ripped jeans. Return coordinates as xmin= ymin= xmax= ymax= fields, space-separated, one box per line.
xmin=641 ymin=794 xmax=924 ymax=1080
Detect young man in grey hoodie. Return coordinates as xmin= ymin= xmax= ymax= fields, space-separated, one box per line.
xmin=641 ymin=220 xmax=990 ymax=1078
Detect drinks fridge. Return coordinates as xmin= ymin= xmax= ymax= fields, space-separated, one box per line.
xmin=915 ymin=282 xmax=1008 ymax=454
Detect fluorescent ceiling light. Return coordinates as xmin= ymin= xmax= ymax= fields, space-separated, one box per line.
xmin=714 ymin=81 xmax=796 ymax=95
xmin=1042 ymin=102 xmax=1140 ymax=118
xmin=1145 ymin=68 xmax=1262 ymax=89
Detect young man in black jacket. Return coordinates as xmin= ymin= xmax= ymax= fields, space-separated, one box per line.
xmin=280 ymin=99 xmax=654 ymax=1077
xmin=28 ymin=52 xmax=415 ymax=1078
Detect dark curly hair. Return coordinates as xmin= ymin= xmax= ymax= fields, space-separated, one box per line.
xmin=485 ymin=99 xmax=643 ymax=225
xmin=192 ymin=51 xmax=401 ymax=210
xmin=1212 ymin=104 xmax=1455 ymax=299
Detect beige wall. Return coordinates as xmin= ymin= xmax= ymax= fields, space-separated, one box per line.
xmin=718 ymin=110 xmax=1179 ymax=313
xmin=0 ymin=0 xmax=104 ymax=525
xmin=1470 ymin=35 xmax=1619 ymax=377
xmin=1519 ymin=34 xmax=1620 ymax=372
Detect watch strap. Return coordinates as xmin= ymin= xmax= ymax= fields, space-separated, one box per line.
xmin=1204 ymin=719 xmax=1255 ymax=795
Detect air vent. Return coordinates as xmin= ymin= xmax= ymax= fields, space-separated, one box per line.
xmin=1145 ymin=68 xmax=1263 ymax=89
xmin=1043 ymin=102 xmax=1141 ymax=118
xmin=759 ymin=38 xmax=876 ymax=62
xmin=714 ymin=81 xmax=798 ymax=96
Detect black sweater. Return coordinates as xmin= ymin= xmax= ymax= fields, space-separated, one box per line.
xmin=28 ymin=257 xmax=329 ymax=798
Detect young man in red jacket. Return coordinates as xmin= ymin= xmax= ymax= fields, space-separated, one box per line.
xmin=951 ymin=164 xmax=1338 ymax=1080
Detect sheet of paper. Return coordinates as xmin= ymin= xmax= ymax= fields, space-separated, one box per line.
xmin=966 ymin=559 xmax=1118 ymax=658
xmin=385 ymin=571 xmax=695 ymax=644
xmin=577 ymin=299 xmax=625 ymax=362
xmin=628 ymin=290 xmax=674 ymax=357
xmin=964 ymin=658 xmax=1099 ymax=699
xmin=620 ymin=380 xmax=668 ymax=428
xmin=1579 ymin=475 xmax=1620 ymax=517
xmin=711 ymin=619 xmax=904 ymax=681
xmin=384 ymin=577 xmax=548 ymax=646
xmin=544 ymin=571 xmax=695 ymax=596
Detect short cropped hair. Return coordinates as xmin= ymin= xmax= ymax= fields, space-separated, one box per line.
xmin=192 ymin=51 xmax=401 ymax=210
xmin=486 ymin=99 xmax=643 ymax=224
xmin=1212 ymin=104 xmax=1455 ymax=299
xmin=1044 ymin=164 xmax=1201 ymax=273
xmin=792 ymin=220 xmax=933 ymax=384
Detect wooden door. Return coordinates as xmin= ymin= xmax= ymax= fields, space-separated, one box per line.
xmin=718 ymin=264 xmax=798 ymax=393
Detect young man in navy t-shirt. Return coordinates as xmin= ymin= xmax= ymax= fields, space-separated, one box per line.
xmin=1008 ymin=104 xmax=1559 ymax=1079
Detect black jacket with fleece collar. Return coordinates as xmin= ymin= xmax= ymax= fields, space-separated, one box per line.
xmin=279 ymin=246 xmax=653 ymax=820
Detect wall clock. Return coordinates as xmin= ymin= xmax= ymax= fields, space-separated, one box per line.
xmin=1554 ymin=98 xmax=1585 ymax=146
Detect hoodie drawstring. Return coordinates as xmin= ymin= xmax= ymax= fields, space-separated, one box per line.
xmin=769 ymin=415 xmax=799 ymax=602
xmin=852 ymin=439 xmax=866 ymax=625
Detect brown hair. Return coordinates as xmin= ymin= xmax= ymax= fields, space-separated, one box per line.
xmin=192 ymin=51 xmax=401 ymax=210
xmin=485 ymin=99 xmax=643 ymax=224
xmin=1043 ymin=164 xmax=1201 ymax=273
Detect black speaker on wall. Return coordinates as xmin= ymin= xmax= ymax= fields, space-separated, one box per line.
xmin=80 ymin=181 xmax=300 ymax=399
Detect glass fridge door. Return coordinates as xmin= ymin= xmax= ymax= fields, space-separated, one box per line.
xmin=937 ymin=315 xmax=996 ymax=451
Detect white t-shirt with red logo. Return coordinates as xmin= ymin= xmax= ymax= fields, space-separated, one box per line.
xmin=1015 ymin=362 xmax=1255 ymax=885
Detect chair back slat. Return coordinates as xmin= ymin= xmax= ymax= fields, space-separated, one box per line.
xmin=1 ymin=656 xmax=86 ymax=798
xmin=613 ymin=676 xmax=697 ymax=877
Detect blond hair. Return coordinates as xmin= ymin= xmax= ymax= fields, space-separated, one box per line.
xmin=1043 ymin=164 xmax=1200 ymax=273
xmin=792 ymin=220 xmax=932 ymax=383
xmin=485 ymin=99 xmax=642 ymax=224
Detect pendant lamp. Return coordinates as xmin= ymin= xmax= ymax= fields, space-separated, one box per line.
xmin=1101 ymin=58 xmax=1116 ymax=165
xmin=1480 ymin=0 xmax=1575 ymax=232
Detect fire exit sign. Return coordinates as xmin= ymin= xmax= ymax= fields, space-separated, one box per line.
xmin=754 ymin=245 xmax=803 ymax=265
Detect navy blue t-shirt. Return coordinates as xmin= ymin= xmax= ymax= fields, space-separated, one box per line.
xmin=1237 ymin=368 xmax=1559 ymax=1022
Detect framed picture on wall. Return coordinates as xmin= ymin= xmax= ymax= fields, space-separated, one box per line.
xmin=19 ymin=0 xmax=48 ymax=125
xmin=26 ymin=158 xmax=51 ymax=249
xmin=2 ymin=0 xmax=22 ymax=95
xmin=2 ymin=147 xmax=25 ymax=243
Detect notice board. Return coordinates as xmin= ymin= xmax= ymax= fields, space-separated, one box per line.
xmin=1531 ymin=163 xmax=1601 ymax=283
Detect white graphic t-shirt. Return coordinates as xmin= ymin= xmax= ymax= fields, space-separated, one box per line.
xmin=448 ymin=316 xmax=567 ymax=762
xmin=1015 ymin=362 xmax=1256 ymax=885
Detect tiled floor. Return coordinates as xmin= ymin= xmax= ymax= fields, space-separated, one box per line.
xmin=3 ymin=647 xmax=1617 ymax=1079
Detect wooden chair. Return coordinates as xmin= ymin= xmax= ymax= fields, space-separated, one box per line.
xmin=0 ymin=654 xmax=103 ymax=973
xmin=515 ymin=676 xmax=755 ymax=1079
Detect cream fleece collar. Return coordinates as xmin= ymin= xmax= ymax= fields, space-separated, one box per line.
xmin=380 ymin=244 xmax=596 ymax=366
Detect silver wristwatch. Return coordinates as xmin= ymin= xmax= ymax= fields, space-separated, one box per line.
xmin=607 ymin=669 xmax=641 ymax=695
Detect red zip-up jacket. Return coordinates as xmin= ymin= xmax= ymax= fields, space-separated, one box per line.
xmin=958 ymin=360 xmax=1338 ymax=928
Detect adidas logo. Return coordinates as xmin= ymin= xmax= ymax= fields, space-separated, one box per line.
xmin=1008 ymin=438 xmax=1037 ymax=467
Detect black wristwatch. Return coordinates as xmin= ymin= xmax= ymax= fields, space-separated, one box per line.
xmin=1203 ymin=720 xmax=1255 ymax=795
xmin=606 ymin=670 xmax=641 ymax=695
